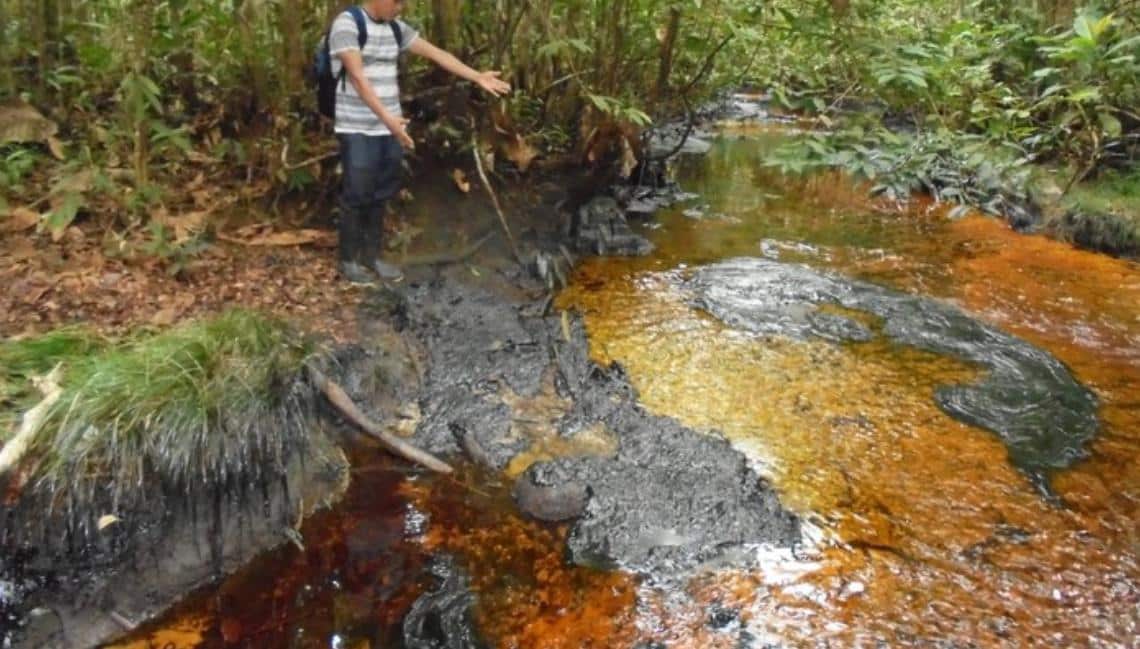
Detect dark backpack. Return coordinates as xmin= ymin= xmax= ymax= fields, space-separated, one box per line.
xmin=313 ymin=7 xmax=403 ymax=120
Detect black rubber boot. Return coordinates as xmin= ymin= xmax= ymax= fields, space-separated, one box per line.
xmin=361 ymin=204 xmax=404 ymax=282
xmin=338 ymin=207 xmax=376 ymax=286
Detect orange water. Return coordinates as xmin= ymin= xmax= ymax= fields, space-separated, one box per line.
xmin=556 ymin=130 xmax=1140 ymax=645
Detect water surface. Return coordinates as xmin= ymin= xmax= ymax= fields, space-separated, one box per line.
xmin=557 ymin=127 xmax=1140 ymax=645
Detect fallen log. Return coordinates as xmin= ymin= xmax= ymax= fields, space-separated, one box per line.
xmin=307 ymin=366 xmax=453 ymax=474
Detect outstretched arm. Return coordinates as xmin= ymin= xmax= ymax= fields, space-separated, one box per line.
xmin=407 ymin=38 xmax=511 ymax=96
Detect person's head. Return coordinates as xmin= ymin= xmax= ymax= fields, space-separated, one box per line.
xmin=365 ymin=0 xmax=405 ymax=21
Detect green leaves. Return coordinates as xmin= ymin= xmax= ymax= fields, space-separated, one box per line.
xmin=1073 ymin=12 xmax=1115 ymax=44
xmin=119 ymin=71 xmax=163 ymax=119
xmin=44 ymin=193 xmax=83 ymax=239
xmin=536 ymin=38 xmax=593 ymax=59
xmin=1098 ymin=112 xmax=1122 ymax=139
xmin=585 ymin=94 xmax=653 ymax=127
xmin=0 ymin=146 xmax=40 ymax=192
xmin=1068 ymin=86 xmax=1102 ymax=103
xmin=769 ymin=122 xmax=1034 ymax=216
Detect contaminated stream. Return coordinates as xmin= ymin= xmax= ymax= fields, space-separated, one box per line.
xmin=115 ymin=126 xmax=1140 ymax=647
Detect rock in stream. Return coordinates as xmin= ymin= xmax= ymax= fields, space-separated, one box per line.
xmin=685 ymin=257 xmax=1100 ymax=490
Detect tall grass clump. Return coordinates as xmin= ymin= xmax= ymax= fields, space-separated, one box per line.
xmin=1 ymin=310 xmax=326 ymax=545
xmin=0 ymin=329 xmax=107 ymax=438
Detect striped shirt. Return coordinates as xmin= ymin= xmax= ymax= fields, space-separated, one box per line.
xmin=328 ymin=12 xmax=418 ymax=136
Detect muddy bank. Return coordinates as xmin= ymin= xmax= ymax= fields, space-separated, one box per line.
xmin=1050 ymin=207 xmax=1140 ymax=258
xmin=399 ymin=274 xmax=799 ymax=574
xmin=0 ymin=318 xmax=420 ymax=648
xmin=685 ymin=257 xmax=1100 ymax=491
xmin=4 ymin=214 xmax=801 ymax=647
xmin=83 ymin=267 xmax=802 ymax=648
xmin=2 ymin=434 xmax=348 ymax=649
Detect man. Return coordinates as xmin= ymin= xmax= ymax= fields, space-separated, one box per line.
xmin=329 ymin=0 xmax=510 ymax=284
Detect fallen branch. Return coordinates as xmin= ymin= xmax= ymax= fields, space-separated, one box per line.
xmin=280 ymin=139 xmax=340 ymax=171
xmin=647 ymin=94 xmax=697 ymax=163
xmin=0 ymin=365 xmax=63 ymax=478
xmin=471 ymin=131 xmax=523 ymax=264
xmin=307 ymin=366 xmax=453 ymax=474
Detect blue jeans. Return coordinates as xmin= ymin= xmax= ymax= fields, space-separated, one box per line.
xmin=337 ymin=133 xmax=403 ymax=264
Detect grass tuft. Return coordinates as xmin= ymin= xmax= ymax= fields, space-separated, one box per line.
xmin=0 ymin=329 xmax=108 ymax=440
xmin=1 ymin=310 xmax=326 ymax=541
xmin=1056 ymin=168 xmax=1140 ymax=256
xmin=1065 ymin=167 xmax=1140 ymax=218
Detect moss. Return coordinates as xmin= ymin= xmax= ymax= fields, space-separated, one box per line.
xmin=1 ymin=310 xmax=329 ymax=542
xmin=1033 ymin=166 xmax=1140 ymax=257
xmin=1065 ymin=167 xmax=1140 ymax=217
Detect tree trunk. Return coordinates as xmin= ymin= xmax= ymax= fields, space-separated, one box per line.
xmin=24 ymin=0 xmax=45 ymax=100
xmin=131 ymin=0 xmax=154 ymax=187
xmin=431 ymin=0 xmax=463 ymax=52
xmin=236 ymin=0 xmax=268 ymax=114
xmin=652 ymin=6 xmax=682 ymax=106
xmin=41 ymin=0 xmax=62 ymax=106
xmin=0 ymin=0 xmax=12 ymax=97
xmin=602 ymin=0 xmax=626 ymax=95
xmin=280 ymin=0 xmax=305 ymax=99
xmin=42 ymin=0 xmax=59 ymax=62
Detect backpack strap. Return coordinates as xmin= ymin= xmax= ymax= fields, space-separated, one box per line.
xmin=389 ymin=20 xmax=403 ymax=51
xmin=346 ymin=5 xmax=368 ymax=49
xmin=338 ymin=6 xmax=369 ymax=91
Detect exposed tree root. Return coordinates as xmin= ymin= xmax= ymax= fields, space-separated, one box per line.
xmin=307 ymin=366 xmax=453 ymax=474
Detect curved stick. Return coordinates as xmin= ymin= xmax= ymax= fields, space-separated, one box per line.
xmin=307 ymin=366 xmax=453 ymax=474
xmin=471 ymin=132 xmax=523 ymax=264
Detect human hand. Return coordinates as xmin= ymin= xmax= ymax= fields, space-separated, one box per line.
xmin=386 ymin=116 xmax=415 ymax=150
xmin=474 ymin=71 xmax=511 ymax=97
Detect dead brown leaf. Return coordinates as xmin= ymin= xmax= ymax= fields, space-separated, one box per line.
xmin=451 ymin=168 xmax=471 ymax=194
xmin=218 ymin=227 xmax=334 ymax=248
xmin=1 ymin=207 xmax=40 ymax=233
xmin=47 ymin=136 xmax=66 ymax=160
xmin=191 ymin=188 xmax=214 ymax=208
xmin=186 ymin=172 xmax=206 ymax=192
xmin=503 ymin=133 xmax=538 ymax=172
xmin=50 ymin=168 xmax=94 ymax=197
xmin=0 ymin=103 xmax=58 ymax=146
xmin=619 ymin=136 xmax=638 ymax=179
xmin=24 ymin=281 xmax=52 ymax=304
xmin=3 ymin=237 xmax=38 ymax=263
xmin=62 ymin=226 xmax=85 ymax=245
xmin=155 ymin=208 xmax=211 ymax=244
xmin=3 ymin=458 xmax=38 ymax=506
xmin=150 ymin=307 xmax=178 ymax=326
